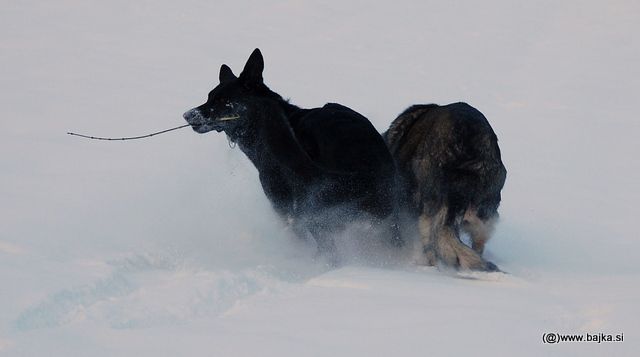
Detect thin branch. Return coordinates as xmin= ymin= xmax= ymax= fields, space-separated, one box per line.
xmin=67 ymin=124 xmax=191 ymax=141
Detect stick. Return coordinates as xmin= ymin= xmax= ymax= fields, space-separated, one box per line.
xmin=67 ymin=124 xmax=191 ymax=141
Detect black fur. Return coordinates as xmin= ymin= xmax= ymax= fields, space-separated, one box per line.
xmin=385 ymin=103 xmax=506 ymax=271
xmin=184 ymin=49 xmax=401 ymax=260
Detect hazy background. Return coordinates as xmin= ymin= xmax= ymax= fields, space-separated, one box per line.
xmin=1 ymin=1 xmax=638 ymax=355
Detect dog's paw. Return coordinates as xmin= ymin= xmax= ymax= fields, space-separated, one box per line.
xmin=484 ymin=260 xmax=501 ymax=272
xmin=436 ymin=238 xmax=498 ymax=272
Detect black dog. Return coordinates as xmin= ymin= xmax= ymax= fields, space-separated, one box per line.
xmin=384 ymin=103 xmax=506 ymax=271
xmin=184 ymin=49 xmax=401 ymax=261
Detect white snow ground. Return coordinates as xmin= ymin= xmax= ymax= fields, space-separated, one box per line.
xmin=1 ymin=1 xmax=639 ymax=356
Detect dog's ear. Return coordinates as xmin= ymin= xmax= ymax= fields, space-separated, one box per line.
xmin=240 ymin=48 xmax=264 ymax=85
xmin=219 ymin=64 xmax=236 ymax=83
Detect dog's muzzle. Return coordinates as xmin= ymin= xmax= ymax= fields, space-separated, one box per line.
xmin=183 ymin=108 xmax=215 ymax=133
xmin=183 ymin=108 xmax=240 ymax=133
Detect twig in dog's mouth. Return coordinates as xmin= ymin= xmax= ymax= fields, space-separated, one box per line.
xmin=67 ymin=124 xmax=191 ymax=141
xmin=218 ymin=115 xmax=240 ymax=121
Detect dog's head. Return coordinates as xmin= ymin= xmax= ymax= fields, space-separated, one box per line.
xmin=183 ymin=48 xmax=266 ymax=136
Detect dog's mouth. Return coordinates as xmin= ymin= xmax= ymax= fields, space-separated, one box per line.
xmin=190 ymin=123 xmax=222 ymax=133
xmin=190 ymin=123 xmax=206 ymax=132
xmin=195 ymin=116 xmax=240 ymax=132
xmin=183 ymin=108 xmax=241 ymax=134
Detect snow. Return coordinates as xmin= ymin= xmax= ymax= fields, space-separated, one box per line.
xmin=1 ymin=0 xmax=639 ymax=355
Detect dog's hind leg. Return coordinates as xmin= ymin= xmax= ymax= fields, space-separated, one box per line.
xmin=428 ymin=206 xmax=497 ymax=271
xmin=463 ymin=209 xmax=498 ymax=255
xmin=417 ymin=212 xmax=438 ymax=266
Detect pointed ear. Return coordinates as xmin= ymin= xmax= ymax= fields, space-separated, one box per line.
xmin=239 ymin=48 xmax=264 ymax=84
xmin=219 ymin=64 xmax=236 ymax=83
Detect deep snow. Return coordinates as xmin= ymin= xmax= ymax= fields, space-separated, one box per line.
xmin=1 ymin=1 xmax=638 ymax=356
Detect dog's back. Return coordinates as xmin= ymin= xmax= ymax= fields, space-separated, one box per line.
xmin=385 ymin=102 xmax=506 ymax=270
xmin=292 ymin=103 xmax=396 ymax=215
xmin=290 ymin=103 xmax=402 ymax=249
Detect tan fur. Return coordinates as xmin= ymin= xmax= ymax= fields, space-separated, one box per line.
xmin=462 ymin=208 xmax=497 ymax=255
xmin=418 ymin=214 xmax=438 ymax=266
xmin=418 ymin=206 xmax=491 ymax=271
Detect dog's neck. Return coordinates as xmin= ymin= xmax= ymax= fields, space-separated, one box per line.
xmin=232 ymin=98 xmax=320 ymax=183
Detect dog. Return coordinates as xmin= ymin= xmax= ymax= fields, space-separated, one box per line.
xmin=183 ymin=49 xmax=401 ymax=262
xmin=384 ymin=103 xmax=506 ymax=271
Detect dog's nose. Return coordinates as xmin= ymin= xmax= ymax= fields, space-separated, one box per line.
xmin=183 ymin=109 xmax=198 ymax=123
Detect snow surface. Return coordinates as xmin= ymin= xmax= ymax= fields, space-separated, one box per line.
xmin=1 ymin=0 xmax=639 ymax=356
